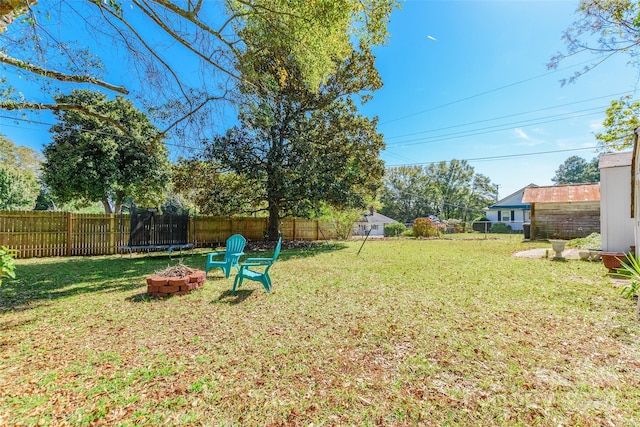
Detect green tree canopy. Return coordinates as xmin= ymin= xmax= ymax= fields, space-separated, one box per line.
xmin=0 ymin=134 xmax=41 ymax=210
xmin=171 ymin=157 xmax=260 ymax=216
xmin=41 ymin=89 xmax=171 ymax=213
xmin=379 ymin=166 xmax=435 ymax=224
xmin=380 ymin=160 xmax=498 ymax=223
xmin=552 ymin=156 xmax=600 ymax=185
xmin=207 ymin=47 xmax=385 ymax=239
xmin=595 ymin=95 xmax=640 ymax=151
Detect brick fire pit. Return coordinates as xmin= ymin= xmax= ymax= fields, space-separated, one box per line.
xmin=146 ymin=269 xmax=206 ymax=297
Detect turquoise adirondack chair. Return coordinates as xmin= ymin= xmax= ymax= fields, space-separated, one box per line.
xmin=205 ymin=234 xmax=246 ymax=278
xmin=232 ymin=237 xmax=282 ymax=294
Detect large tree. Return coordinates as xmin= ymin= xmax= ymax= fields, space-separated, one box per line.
xmin=171 ymin=157 xmax=260 ymax=216
xmin=380 ymin=160 xmax=498 ymax=223
xmin=0 ymin=134 xmax=41 ymax=209
xmin=207 ymin=47 xmax=385 ymax=239
xmin=42 ymin=89 xmax=170 ymax=213
xmin=379 ymin=166 xmax=434 ymax=224
xmin=1 ymin=0 xmax=396 ymax=143
xmin=552 ymin=155 xmax=600 ymax=184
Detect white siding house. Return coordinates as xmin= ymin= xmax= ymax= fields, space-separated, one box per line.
xmin=600 ymin=151 xmax=634 ymax=253
xmin=483 ymin=184 xmax=537 ymax=232
xmin=353 ymin=208 xmax=398 ymax=237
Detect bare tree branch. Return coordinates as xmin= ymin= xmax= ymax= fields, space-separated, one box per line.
xmin=0 ymin=51 xmax=129 ymax=94
xmin=161 ymin=91 xmax=230 ymax=135
xmin=0 ymin=101 xmax=133 ymax=135
xmin=130 ymin=0 xmax=243 ymax=82
xmin=91 ymin=2 xmax=190 ymax=101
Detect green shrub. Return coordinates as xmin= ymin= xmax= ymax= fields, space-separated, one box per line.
xmin=489 ymin=222 xmax=512 ymax=234
xmin=413 ymin=218 xmax=439 ymax=238
xmin=612 ymin=254 xmax=640 ymax=317
xmin=0 ymin=246 xmax=17 ymax=285
xmin=384 ymin=223 xmax=406 ymax=237
xmin=402 ymin=229 xmax=414 ymax=237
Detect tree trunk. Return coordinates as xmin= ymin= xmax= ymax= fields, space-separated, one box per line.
xmin=267 ymin=200 xmax=280 ymax=241
xmin=102 ymin=199 xmax=113 ymax=214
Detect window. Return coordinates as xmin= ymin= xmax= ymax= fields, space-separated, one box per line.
xmin=501 ymin=211 xmax=511 ymax=222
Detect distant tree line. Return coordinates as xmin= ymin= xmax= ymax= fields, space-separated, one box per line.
xmin=378 ymin=160 xmax=498 ymax=224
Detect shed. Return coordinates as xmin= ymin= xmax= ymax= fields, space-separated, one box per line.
xmin=632 ymin=128 xmax=640 ymax=253
xmin=483 ymin=184 xmax=537 ymax=231
xmin=522 ymin=183 xmax=600 ymax=240
xmin=600 ymin=151 xmax=634 ymax=253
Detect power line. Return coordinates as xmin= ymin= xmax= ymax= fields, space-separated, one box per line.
xmin=383 ymin=91 xmax=630 ymax=141
xmin=385 ymin=109 xmax=604 ymax=148
xmin=379 ymin=58 xmax=626 ymax=125
xmin=385 ymin=145 xmax=604 ymax=168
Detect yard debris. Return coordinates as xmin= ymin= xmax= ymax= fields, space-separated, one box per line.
xmin=154 ymin=263 xmax=196 ymax=278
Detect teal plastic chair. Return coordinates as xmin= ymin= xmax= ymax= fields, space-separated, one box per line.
xmin=232 ymin=237 xmax=282 ymax=294
xmin=205 ymin=234 xmax=246 ymax=278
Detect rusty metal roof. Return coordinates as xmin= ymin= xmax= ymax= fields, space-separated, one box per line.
xmin=522 ymin=183 xmax=600 ymax=203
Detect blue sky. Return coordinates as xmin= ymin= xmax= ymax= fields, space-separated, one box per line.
xmin=363 ymin=0 xmax=639 ymax=198
xmin=2 ymin=0 xmax=639 ymax=200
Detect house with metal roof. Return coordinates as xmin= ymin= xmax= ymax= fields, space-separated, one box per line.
xmin=483 ymin=184 xmax=537 ymax=232
xmin=522 ymin=183 xmax=600 ymax=240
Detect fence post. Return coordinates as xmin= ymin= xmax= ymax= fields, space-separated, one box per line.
xmin=66 ymin=212 xmax=73 ymax=256
xmin=189 ymin=216 xmax=195 ymax=247
xmin=109 ymin=214 xmax=116 ymax=254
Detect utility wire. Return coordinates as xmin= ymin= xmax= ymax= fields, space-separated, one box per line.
xmin=379 ymin=58 xmax=627 ymax=125
xmin=385 ymin=108 xmax=604 ymax=148
xmin=384 ymin=91 xmax=630 ymax=141
xmin=385 ymin=145 xmax=606 ymax=168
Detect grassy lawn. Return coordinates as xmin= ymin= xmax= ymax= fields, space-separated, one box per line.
xmin=1 ymin=236 xmax=639 ymax=426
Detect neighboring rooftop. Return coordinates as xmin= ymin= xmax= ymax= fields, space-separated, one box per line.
xmin=487 ymin=183 xmax=537 ymax=209
xmin=361 ymin=211 xmax=397 ymax=223
xmin=599 ymin=151 xmax=632 ymax=169
xmin=522 ymin=183 xmax=600 ymax=204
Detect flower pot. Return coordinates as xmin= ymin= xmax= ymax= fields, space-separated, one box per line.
xmin=549 ymin=239 xmax=567 ymax=259
xmin=601 ymin=252 xmax=625 ymax=272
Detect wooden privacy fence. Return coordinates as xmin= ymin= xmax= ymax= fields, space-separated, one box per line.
xmin=0 ymin=211 xmax=338 ymax=258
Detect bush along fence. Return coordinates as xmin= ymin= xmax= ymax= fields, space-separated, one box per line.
xmin=0 ymin=211 xmax=338 ymax=258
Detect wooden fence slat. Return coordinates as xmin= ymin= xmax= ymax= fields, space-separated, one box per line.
xmin=0 ymin=211 xmax=338 ymax=258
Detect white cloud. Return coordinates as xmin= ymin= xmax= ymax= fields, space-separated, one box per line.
xmin=514 ymin=128 xmax=529 ymax=140
xmin=589 ymin=119 xmax=604 ymax=133
xmin=513 ymin=128 xmax=544 ymax=147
